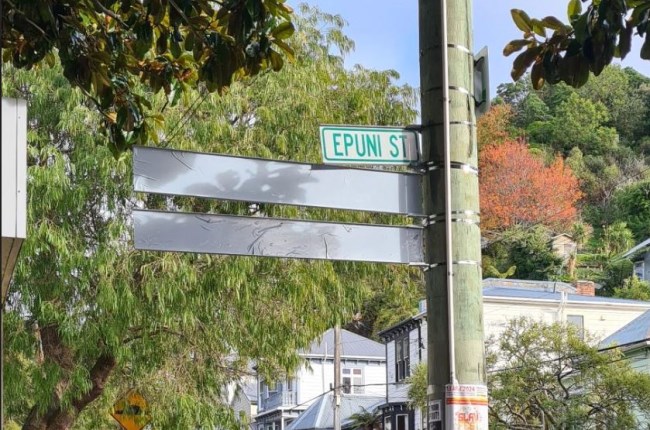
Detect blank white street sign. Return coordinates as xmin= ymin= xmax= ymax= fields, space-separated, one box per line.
xmin=134 ymin=210 xmax=424 ymax=265
xmin=133 ymin=146 xmax=424 ymax=216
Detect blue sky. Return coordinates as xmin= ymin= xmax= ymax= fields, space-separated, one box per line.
xmin=295 ymin=0 xmax=649 ymax=93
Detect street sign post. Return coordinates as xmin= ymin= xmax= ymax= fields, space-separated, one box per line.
xmin=319 ymin=125 xmax=419 ymax=165
xmin=134 ymin=210 xmax=424 ymax=265
xmin=110 ymin=390 xmax=151 ymax=430
xmin=133 ymin=146 xmax=424 ymax=216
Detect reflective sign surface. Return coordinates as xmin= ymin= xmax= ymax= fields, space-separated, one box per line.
xmin=134 ymin=210 xmax=424 ymax=264
xmin=133 ymin=146 xmax=423 ymax=216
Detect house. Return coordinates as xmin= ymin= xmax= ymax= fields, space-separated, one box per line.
xmin=255 ymin=328 xmax=386 ymax=430
xmin=377 ymin=279 xmax=650 ymax=430
xmin=550 ymin=233 xmax=577 ymax=262
xmin=231 ymin=377 xmax=259 ymax=430
xmin=600 ymin=310 xmax=650 ymax=426
xmin=286 ymin=394 xmax=385 ymax=430
xmin=622 ymin=237 xmax=650 ymax=281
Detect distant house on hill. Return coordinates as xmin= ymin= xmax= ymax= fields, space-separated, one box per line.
xmin=622 ymin=237 xmax=650 ymax=281
xmin=551 ymin=233 xmax=577 ymax=262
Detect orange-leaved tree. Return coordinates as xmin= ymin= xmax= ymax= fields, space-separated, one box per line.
xmin=479 ymin=140 xmax=582 ymax=233
xmin=477 ymin=104 xmax=514 ymax=148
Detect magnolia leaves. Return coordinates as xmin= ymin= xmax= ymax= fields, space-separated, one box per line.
xmin=505 ymin=1 xmax=650 ymax=90
xmin=2 ymin=0 xmax=296 ymax=157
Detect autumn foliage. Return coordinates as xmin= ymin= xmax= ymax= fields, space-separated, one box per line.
xmin=479 ymin=140 xmax=582 ymax=233
xmin=477 ymin=104 xmax=514 ymax=148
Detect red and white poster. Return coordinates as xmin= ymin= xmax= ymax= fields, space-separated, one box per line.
xmin=445 ymin=384 xmax=488 ymax=430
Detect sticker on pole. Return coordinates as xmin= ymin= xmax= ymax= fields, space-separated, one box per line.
xmin=445 ymin=384 xmax=488 ymax=430
xmin=110 ymin=390 xmax=152 ymax=430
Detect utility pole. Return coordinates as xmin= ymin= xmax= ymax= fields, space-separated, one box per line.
xmin=418 ymin=0 xmax=486 ymax=428
xmin=333 ymin=325 xmax=341 ymax=430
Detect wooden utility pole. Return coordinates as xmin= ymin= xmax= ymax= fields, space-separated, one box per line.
xmin=333 ymin=325 xmax=341 ymax=430
xmin=418 ymin=0 xmax=486 ymax=428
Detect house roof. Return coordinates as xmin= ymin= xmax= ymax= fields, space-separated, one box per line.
xmin=240 ymin=380 xmax=258 ymax=403
xmin=378 ymin=280 xmax=650 ymax=339
xmin=483 ymin=278 xmax=576 ymax=293
xmin=621 ymin=238 xmax=650 ymax=259
xmin=483 ymin=286 xmax=649 ymax=306
xmin=600 ymin=310 xmax=650 ymax=349
xmin=286 ymin=394 xmax=384 ymax=430
xmin=301 ymin=329 xmax=385 ymax=360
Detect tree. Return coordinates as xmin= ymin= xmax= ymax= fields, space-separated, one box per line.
xmin=407 ymin=318 xmax=650 ymax=428
xmin=2 ymin=7 xmax=420 ymax=429
xmin=2 ymin=0 xmax=296 ymax=155
xmin=505 ymin=1 xmax=650 ymax=90
xmin=613 ymin=276 xmax=650 ymax=301
xmin=612 ymin=180 xmax=650 ymax=241
xmin=488 ymin=318 xmax=650 ymax=429
xmin=482 ymin=226 xmax=564 ymax=281
xmin=479 ymin=140 xmax=582 ymax=233
xmin=348 ymin=407 xmax=381 ymax=430
xmin=476 ymin=104 xmax=515 ymax=148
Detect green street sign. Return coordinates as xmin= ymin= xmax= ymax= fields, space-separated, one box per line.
xmin=319 ymin=125 xmax=419 ymax=165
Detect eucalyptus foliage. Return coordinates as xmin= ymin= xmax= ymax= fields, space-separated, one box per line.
xmin=2 ymin=6 xmax=420 ymax=429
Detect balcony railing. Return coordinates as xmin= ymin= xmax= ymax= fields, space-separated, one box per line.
xmin=261 ymin=391 xmax=297 ymax=411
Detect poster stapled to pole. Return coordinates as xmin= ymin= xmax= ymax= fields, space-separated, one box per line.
xmin=445 ymin=384 xmax=488 ymax=430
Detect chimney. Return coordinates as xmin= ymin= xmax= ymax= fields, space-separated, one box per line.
xmin=575 ymin=280 xmax=595 ymax=296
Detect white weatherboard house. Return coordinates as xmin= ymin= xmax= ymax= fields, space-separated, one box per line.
xmin=1 ymin=97 xmax=27 ymax=302
xmin=378 ymin=279 xmax=650 ymax=430
xmin=255 ymin=329 xmax=386 ymax=430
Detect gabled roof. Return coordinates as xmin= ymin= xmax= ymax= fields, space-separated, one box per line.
xmin=600 ymin=310 xmax=650 ymax=349
xmin=286 ymin=394 xmax=384 ymax=430
xmin=621 ymin=238 xmax=650 ymax=259
xmin=301 ymin=329 xmax=385 ymax=360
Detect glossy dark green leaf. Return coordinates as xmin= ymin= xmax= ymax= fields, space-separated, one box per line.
xmin=531 ymin=19 xmax=546 ymax=38
xmin=568 ymin=0 xmax=582 ymax=20
xmin=503 ymin=39 xmax=531 ymax=56
xmin=541 ymin=16 xmax=566 ymax=31
xmin=531 ymin=61 xmax=545 ymax=90
xmin=511 ymin=46 xmax=542 ymax=81
xmin=272 ymin=22 xmax=295 ymax=40
xmin=642 ymin=32 xmax=650 ymax=59
xmin=511 ymin=9 xmax=533 ymax=33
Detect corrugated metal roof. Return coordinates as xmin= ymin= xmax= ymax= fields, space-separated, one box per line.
xmin=301 ymin=329 xmax=385 ymax=359
xmin=286 ymin=394 xmax=384 ymax=430
xmin=484 ymin=286 xmax=650 ymax=306
xmin=483 ymin=278 xmax=576 ymax=293
xmin=600 ymin=310 xmax=650 ymax=348
xmin=622 ymin=238 xmax=650 ymax=258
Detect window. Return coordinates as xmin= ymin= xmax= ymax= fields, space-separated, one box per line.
xmin=395 ymin=334 xmax=410 ymax=382
xmin=396 ymin=414 xmax=408 ymax=430
xmin=634 ymin=261 xmax=645 ymax=280
xmin=286 ymin=378 xmax=293 ymax=391
xmin=342 ymin=368 xmax=363 ymax=394
xmin=384 ymin=416 xmax=392 ymax=430
xmin=567 ymin=315 xmax=584 ymax=339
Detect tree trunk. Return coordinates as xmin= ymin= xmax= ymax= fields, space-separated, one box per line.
xmin=22 ymin=323 xmax=116 ymax=430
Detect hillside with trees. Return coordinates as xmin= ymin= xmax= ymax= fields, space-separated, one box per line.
xmin=481 ymin=64 xmax=649 ymax=295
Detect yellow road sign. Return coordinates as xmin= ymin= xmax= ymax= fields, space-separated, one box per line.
xmin=110 ymin=390 xmax=151 ymax=430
